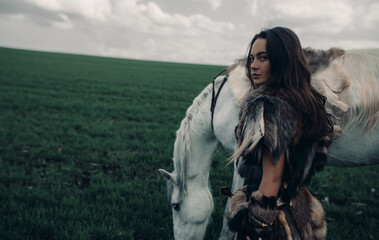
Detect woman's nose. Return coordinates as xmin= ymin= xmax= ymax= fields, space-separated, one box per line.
xmin=251 ymin=60 xmax=258 ymax=70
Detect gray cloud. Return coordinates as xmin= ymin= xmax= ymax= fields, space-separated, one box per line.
xmin=0 ymin=0 xmax=378 ymax=65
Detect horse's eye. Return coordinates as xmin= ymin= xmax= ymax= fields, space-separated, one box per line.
xmin=171 ymin=203 xmax=180 ymax=211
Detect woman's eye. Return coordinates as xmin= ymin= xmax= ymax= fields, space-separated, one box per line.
xmin=249 ymin=55 xmax=268 ymax=63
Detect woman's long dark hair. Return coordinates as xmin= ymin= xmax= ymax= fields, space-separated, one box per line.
xmin=246 ymin=27 xmax=333 ymax=141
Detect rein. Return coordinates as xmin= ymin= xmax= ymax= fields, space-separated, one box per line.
xmin=210 ymin=69 xmax=228 ymax=133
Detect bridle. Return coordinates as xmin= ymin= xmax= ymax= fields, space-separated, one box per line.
xmin=210 ymin=69 xmax=228 ymax=133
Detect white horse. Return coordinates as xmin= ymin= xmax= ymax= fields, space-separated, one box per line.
xmin=159 ymin=48 xmax=379 ymax=240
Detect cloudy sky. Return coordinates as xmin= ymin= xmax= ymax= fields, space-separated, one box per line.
xmin=0 ymin=0 xmax=378 ymax=65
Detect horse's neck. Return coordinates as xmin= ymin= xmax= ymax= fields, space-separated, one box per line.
xmin=228 ymin=64 xmax=251 ymax=107
xmin=213 ymin=78 xmax=240 ymax=152
xmin=173 ymin=83 xmax=219 ymax=188
xmin=186 ymin=91 xmax=219 ymax=183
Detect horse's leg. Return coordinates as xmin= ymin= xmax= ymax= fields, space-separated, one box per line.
xmin=219 ymin=161 xmax=244 ymax=240
xmin=212 ymin=79 xmax=244 ymax=239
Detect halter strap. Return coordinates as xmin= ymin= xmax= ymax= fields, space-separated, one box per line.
xmin=210 ymin=69 xmax=228 ymax=133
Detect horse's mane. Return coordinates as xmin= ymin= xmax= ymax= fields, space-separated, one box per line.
xmin=173 ymin=80 xmax=220 ymax=194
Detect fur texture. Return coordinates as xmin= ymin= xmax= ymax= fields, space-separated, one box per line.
xmin=303 ymin=47 xmax=345 ymax=74
xmin=233 ymin=93 xmax=330 ymax=203
xmin=336 ymin=49 xmax=379 ymax=130
xmin=233 ymin=93 xmax=298 ymax=166
xmin=228 ymin=187 xmax=326 ymax=240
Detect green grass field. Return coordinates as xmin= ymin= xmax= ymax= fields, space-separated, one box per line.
xmin=0 ymin=47 xmax=378 ymax=240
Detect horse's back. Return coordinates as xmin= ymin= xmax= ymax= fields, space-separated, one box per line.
xmin=328 ymin=123 xmax=379 ymax=166
xmin=327 ymin=48 xmax=379 ymax=166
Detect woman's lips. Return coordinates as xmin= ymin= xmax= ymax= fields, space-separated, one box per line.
xmin=252 ymin=74 xmax=261 ymax=79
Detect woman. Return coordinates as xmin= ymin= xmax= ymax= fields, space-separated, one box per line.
xmin=227 ymin=27 xmax=334 ymax=239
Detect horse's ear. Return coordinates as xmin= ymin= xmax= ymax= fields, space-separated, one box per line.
xmin=158 ymin=169 xmax=176 ymax=183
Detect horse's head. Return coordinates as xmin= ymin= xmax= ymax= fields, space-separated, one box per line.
xmin=159 ymin=169 xmax=213 ymax=240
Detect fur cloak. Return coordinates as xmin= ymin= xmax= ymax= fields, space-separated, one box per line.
xmin=232 ymin=92 xmax=330 ymax=204
xmin=228 ymin=92 xmax=330 ymax=239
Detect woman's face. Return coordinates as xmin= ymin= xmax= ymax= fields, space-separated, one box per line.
xmin=250 ymin=38 xmax=270 ymax=85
